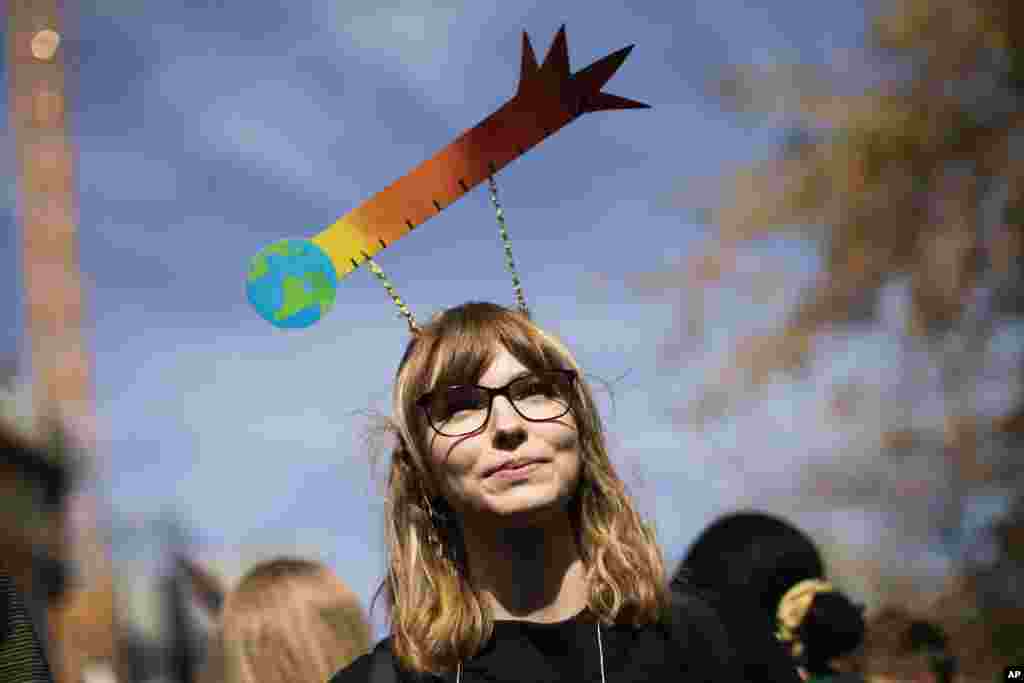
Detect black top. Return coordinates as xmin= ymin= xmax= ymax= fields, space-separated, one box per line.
xmin=1 ymin=573 xmax=54 ymax=683
xmin=680 ymin=587 xmax=802 ymax=683
xmin=329 ymin=593 xmax=743 ymax=682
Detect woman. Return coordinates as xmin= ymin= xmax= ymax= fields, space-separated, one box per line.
xmin=673 ymin=511 xmax=864 ymax=683
xmin=204 ymin=557 xmax=371 ymax=683
xmin=330 ymin=301 xmax=740 ymax=682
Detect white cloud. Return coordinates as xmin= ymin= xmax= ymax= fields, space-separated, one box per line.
xmin=198 ymin=78 xmax=361 ymax=201
xmin=151 ymin=53 xmax=362 ymax=204
xmin=318 ymin=0 xmax=539 ymax=112
xmin=327 ymin=0 xmax=472 ymax=83
xmin=217 ymin=107 xmax=318 ymax=180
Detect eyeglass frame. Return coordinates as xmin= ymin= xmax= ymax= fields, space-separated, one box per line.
xmin=415 ymin=369 xmax=578 ymax=437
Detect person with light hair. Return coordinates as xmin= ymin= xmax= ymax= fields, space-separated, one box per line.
xmin=205 ymin=557 xmax=371 ymax=683
xmin=329 ymin=301 xmax=740 ymax=682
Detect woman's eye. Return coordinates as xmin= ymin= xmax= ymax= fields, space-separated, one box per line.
xmin=441 ymin=389 xmax=484 ymax=414
xmin=516 ymin=380 xmax=554 ymax=398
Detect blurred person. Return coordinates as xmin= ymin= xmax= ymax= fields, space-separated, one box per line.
xmin=778 ymin=587 xmax=865 ymax=682
xmin=672 ymin=511 xmax=866 ymax=683
xmin=1 ymin=404 xmax=76 ymax=683
xmin=903 ymin=621 xmax=956 ymax=683
xmin=330 ymin=302 xmax=741 ymax=682
xmin=202 ymin=557 xmax=371 ymax=683
xmin=860 ymin=609 xmax=957 ymax=683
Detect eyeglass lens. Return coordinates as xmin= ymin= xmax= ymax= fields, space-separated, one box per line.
xmin=424 ymin=372 xmax=573 ymax=436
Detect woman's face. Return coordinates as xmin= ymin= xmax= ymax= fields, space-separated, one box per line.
xmin=423 ymin=346 xmax=581 ymax=525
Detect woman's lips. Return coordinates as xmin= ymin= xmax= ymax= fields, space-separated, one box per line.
xmin=487 ymin=460 xmax=545 ymax=480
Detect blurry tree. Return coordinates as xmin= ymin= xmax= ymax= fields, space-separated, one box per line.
xmin=660 ymin=0 xmax=1023 ymax=677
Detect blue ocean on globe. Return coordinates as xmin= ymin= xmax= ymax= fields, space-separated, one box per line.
xmin=246 ymin=238 xmax=338 ymax=329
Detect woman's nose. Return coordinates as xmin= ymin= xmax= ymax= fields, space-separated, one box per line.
xmin=488 ymin=396 xmax=527 ymax=448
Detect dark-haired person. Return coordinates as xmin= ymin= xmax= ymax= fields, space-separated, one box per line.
xmin=329 ymin=302 xmax=741 ymax=682
xmin=672 ymin=511 xmax=865 ymax=683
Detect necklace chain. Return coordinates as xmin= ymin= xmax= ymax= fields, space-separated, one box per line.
xmin=455 ymin=623 xmax=605 ymax=682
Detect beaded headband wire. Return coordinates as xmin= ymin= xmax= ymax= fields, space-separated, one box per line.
xmin=246 ymin=26 xmax=648 ymax=331
xmin=364 ymin=171 xmax=529 ymax=334
xmin=363 ymin=256 xmax=419 ymax=334
xmin=487 ymin=174 xmax=530 ymax=319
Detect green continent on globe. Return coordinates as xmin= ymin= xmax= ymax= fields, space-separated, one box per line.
xmin=274 ymin=275 xmax=316 ymax=321
xmin=308 ymin=270 xmax=336 ymax=316
xmin=266 ymin=242 xmax=293 ymax=258
xmin=248 ymin=254 xmax=269 ymax=281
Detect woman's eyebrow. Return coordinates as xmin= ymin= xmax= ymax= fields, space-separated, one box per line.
xmin=479 ymin=370 xmax=533 ymax=389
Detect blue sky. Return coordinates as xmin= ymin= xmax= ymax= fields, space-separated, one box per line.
xmin=11 ymin=0 xmax=1011 ymax=639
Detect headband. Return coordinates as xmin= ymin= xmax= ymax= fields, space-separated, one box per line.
xmin=245 ymin=26 xmax=648 ymax=331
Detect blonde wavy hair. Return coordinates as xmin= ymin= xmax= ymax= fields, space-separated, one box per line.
xmin=370 ymin=302 xmax=671 ymax=675
xmin=213 ymin=557 xmax=371 ymax=683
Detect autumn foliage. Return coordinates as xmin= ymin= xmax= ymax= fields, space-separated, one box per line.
xmin=666 ymin=0 xmax=1023 ymax=677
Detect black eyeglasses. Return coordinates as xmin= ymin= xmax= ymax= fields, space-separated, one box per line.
xmin=416 ymin=369 xmax=577 ymax=437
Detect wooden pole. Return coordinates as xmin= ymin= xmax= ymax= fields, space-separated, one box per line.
xmin=6 ymin=2 xmax=117 ymax=681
